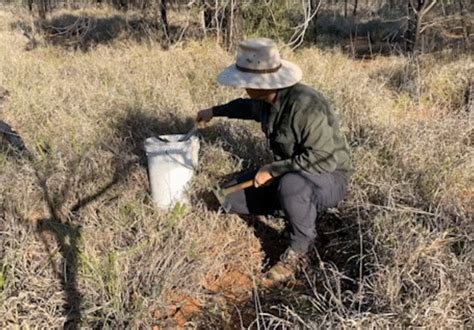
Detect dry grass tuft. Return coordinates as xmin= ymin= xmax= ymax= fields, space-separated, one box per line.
xmin=1 ymin=7 xmax=473 ymax=328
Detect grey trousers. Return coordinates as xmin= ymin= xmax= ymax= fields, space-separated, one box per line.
xmin=224 ymin=170 xmax=348 ymax=253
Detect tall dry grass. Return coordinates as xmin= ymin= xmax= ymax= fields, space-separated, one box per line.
xmin=1 ymin=7 xmax=473 ymax=328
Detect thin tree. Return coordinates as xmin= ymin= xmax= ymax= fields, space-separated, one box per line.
xmin=353 ymin=0 xmax=358 ymax=16
xmin=309 ymin=0 xmax=320 ymax=41
xmin=159 ymin=0 xmax=170 ymax=40
xmin=457 ymin=0 xmax=471 ymax=50
xmin=407 ymin=0 xmax=438 ymax=52
xmin=37 ymin=0 xmax=48 ymax=19
xmin=225 ymin=0 xmax=243 ymax=52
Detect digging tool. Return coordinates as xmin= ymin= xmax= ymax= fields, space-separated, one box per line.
xmin=156 ymin=126 xmax=199 ymax=143
xmin=178 ymin=126 xmax=199 ymax=142
xmin=213 ymin=179 xmax=254 ymax=213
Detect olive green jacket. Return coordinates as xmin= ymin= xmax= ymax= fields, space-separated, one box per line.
xmin=212 ymin=83 xmax=353 ymax=179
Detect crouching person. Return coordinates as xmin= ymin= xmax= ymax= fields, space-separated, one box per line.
xmin=196 ymin=38 xmax=353 ymax=283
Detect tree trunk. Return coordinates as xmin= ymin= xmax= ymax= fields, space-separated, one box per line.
xmin=38 ymin=0 xmax=47 ymax=19
xmin=200 ymin=9 xmax=207 ymax=38
xmin=405 ymin=1 xmax=416 ymax=52
xmin=225 ymin=0 xmax=243 ymax=52
xmin=141 ymin=0 xmax=150 ymax=12
xmin=406 ymin=0 xmax=438 ymax=53
xmin=413 ymin=1 xmax=423 ymax=52
xmin=310 ymin=0 xmax=320 ymax=41
xmin=458 ymin=0 xmax=471 ymax=51
xmin=203 ymin=10 xmax=213 ymax=30
xmin=407 ymin=0 xmax=424 ymax=52
xmin=202 ymin=0 xmax=220 ymax=40
xmin=160 ymin=0 xmax=169 ymax=40
xmin=353 ymin=0 xmax=358 ymax=16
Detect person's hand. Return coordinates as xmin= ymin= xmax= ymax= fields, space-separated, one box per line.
xmin=196 ymin=108 xmax=213 ymax=128
xmin=254 ymin=165 xmax=274 ymax=188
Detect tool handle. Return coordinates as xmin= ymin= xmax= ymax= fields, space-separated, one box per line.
xmin=224 ymin=179 xmax=254 ymax=195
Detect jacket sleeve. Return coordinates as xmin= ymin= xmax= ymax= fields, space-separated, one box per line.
xmin=212 ymin=98 xmax=266 ymax=122
xmin=268 ymin=105 xmax=338 ymax=177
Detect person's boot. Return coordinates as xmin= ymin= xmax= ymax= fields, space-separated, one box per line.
xmin=266 ymin=248 xmax=306 ymax=283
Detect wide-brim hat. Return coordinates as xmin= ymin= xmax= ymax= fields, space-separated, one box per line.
xmin=217 ymin=38 xmax=302 ymax=90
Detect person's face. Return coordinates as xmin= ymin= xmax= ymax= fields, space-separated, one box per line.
xmin=246 ymin=88 xmax=277 ymax=104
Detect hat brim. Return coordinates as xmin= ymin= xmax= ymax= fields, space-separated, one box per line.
xmin=217 ymin=60 xmax=302 ymax=89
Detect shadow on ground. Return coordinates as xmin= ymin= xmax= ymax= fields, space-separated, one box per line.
xmin=8 ymin=107 xmax=149 ymax=327
xmin=20 ymin=152 xmax=135 ymax=328
xmin=24 ymin=107 xmax=192 ymax=327
xmin=11 ymin=13 xmax=202 ymax=51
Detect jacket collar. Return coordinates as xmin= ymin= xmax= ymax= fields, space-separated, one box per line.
xmin=273 ymin=83 xmax=295 ymax=112
xmin=266 ymin=84 xmax=296 ymax=137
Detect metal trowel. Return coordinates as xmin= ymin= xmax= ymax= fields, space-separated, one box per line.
xmin=156 ymin=126 xmax=199 ymax=143
xmin=213 ymin=179 xmax=254 ymax=213
xmin=178 ymin=126 xmax=199 ymax=142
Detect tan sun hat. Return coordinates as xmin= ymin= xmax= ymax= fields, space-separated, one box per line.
xmin=217 ymin=38 xmax=302 ymax=90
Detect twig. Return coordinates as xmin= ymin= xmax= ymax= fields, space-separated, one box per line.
xmin=368 ymin=203 xmax=438 ymax=216
xmin=285 ymin=0 xmax=322 ymax=51
xmin=357 ymin=204 xmax=363 ymax=314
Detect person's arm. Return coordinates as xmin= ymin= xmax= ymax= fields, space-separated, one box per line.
xmin=212 ymin=98 xmax=267 ymax=122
